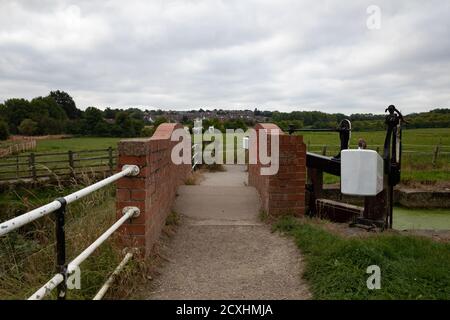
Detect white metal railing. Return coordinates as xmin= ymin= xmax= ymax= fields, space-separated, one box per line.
xmin=0 ymin=165 xmax=139 ymax=237
xmin=93 ymin=251 xmax=135 ymax=300
xmin=192 ymin=143 xmax=201 ymax=170
xmin=28 ymin=206 xmax=140 ymax=300
xmin=0 ymin=164 xmax=141 ymax=300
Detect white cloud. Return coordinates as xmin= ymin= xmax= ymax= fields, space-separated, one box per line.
xmin=0 ymin=0 xmax=449 ymax=114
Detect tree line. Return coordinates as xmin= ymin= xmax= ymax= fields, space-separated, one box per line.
xmin=267 ymin=109 xmax=450 ymax=131
xmin=0 ymin=91 xmax=147 ymax=140
xmin=0 ymin=91 xmax=448 ymax=141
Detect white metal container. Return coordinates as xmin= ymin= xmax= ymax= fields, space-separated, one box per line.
xmin=341 ymin=149 xmax=384 ymax=196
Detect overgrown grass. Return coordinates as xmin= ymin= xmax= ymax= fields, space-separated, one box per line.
xmin=0 ymin=179 xmax=144 ymax=300
xmin=273 ymin=216 xmax=450 ymax=300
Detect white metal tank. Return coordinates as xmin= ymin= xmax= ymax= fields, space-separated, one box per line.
xmin=341 ymin=149 xmax=384 ymax=196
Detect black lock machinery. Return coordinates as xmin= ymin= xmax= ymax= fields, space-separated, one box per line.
xmin=287 ymin=106 xmax=405 ymax=230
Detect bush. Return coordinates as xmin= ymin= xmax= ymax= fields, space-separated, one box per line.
xmin=18 ymin=119 xmax=38 ymax=136
xmin=0 ymin=120 xmax=9 ymax=140
xmin=141 ymin=126 xmax=154 ymax=137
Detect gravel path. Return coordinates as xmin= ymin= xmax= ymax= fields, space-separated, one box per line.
xmin=145 ymin=165 xmax=310 ymax=300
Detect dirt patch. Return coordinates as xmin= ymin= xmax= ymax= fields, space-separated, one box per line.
xmin=184 ymin=169 xmax=205 ymax=185
xmin=127 ymin=212 xmax=182 ymax=299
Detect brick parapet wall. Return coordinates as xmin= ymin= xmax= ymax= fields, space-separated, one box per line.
xmin=248 ymin=123 xmax=306 ymax=216
xmin=116 ymin=123 xmax=190 ymax=256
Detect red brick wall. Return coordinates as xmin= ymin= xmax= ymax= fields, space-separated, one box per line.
xmin=116 ymin=123 xmax=191 ymax=256
xmin=248 ymin=123 xmax=306 ymax=216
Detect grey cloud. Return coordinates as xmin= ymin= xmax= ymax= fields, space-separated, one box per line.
xmin=0 ymin=0 xmax=449 ymax=114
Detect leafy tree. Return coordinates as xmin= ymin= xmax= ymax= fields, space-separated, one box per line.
xmin=18 ymin=119 xmax=38 ymax=136
xmin=202 ymin=118 xmax=224 ymax=132
xmin=94 ymin=121 xmax=111 ymax=136
xmin=3 ymin=98 xmax=31 ymax=132
xmin=109 ymin=124 xmax=124 ymax=137
xmin=141 ymin=126 xmax=154 ymax=137
xmin=153 ymin=116 xmax=168 ymax=128
xmin=0 ymin=120 xmax=9 ymax=140
xmin=114 ymin=111 xmax=145 ymax=137
xmin=37 ymin=116 xmax=65 ymax=135
xmin=66 ymin=119 xmax=85 ymax=135
xmin=50 ymin=90 xmax=80 ymax=119
xmin=224 ymin=119 xmax=248 ymax=131
xmin=84 ymin=107 xmax=104 ymax=132
xmin=104 ymin=107 xmax=118 ymax=119
xmin=128 ymin=108 xmax=144 ymax=121
xmin=30 ymin=96 xmax=67 ymax=121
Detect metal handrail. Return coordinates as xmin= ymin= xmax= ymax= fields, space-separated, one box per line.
xmin=192 ymin=143 xmax=201 ymax=170
xmin=0 ymin=165 xmax=139 ymax=237
xmin=28 ymin=207 xmax=140 ymax=300
xmin=0 ymin=164 xmax=141 ymax=300
xmin=93 ymin=251 xmax=135 ymax=300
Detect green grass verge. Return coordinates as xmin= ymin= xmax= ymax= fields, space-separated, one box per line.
xmin=273 ymin=216 xmax=450 ymax=300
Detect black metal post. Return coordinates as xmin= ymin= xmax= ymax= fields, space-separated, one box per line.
xmin=383 ymin=105 xmax=405 ymax=229
xmin=55 ymin=197 xmax=67 ymax=300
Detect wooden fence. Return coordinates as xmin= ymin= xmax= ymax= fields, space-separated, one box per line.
xmin=0 ymin=148 xmax=117 ymax=182
xmin=0 ymin=140 xmax=37 ymax=158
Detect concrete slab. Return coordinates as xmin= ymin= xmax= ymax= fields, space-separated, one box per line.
xmin=175 ymin=185 xmax=260 ymax=223
xmin=199 ymin=164 xmax=248 ymax=187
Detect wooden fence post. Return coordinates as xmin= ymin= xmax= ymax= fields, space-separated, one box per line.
xmin=68 ymin=150 xmax=75 ymax=178
xmin=432 ymin=144 xmax=440 ymax=168
xmin=108 ymin=147 xmax=114 ymax=175
xmin=16 ymin=154 xmax=19 ymax=178
xmin=322 ymin=145 xmax=327 ymax=156
xmin=30 ymin=153 xmax=36 ymax=181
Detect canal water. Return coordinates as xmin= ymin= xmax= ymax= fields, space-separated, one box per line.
xmin=393 ymin=207 xmax=450 ymax=230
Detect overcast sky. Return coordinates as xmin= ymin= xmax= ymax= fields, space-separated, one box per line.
xmin=0 ymin=1 xmax=449 ymax=114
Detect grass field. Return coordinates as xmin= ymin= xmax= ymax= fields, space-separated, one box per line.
xmin=0 ymin=127 xmax=448 ymax=183
xmin=274 ymin=216 xmax=450 ymax=300
xmin=299 ymin=128 xmax=450 ymax=184
xmin=33 ymin=137 xmax=120 ymax=153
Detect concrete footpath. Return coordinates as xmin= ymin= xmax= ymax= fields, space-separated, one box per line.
xmin=146 ymin=165 xmax=310 ymax=299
